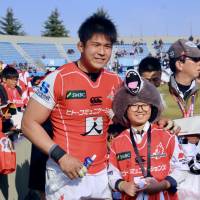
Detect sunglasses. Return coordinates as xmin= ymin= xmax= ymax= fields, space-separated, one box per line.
xmin=185 ymin=57 xmax=200 ymax=63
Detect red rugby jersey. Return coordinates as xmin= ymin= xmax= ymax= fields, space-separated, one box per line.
xmin=32 ymin=63 xmax=122 ymax=173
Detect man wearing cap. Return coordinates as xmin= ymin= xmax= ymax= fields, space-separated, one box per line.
xmin=161 ymin=38 xmax=200 ymax=119
xmin=160 ymin=39 xmax=200 ymax=198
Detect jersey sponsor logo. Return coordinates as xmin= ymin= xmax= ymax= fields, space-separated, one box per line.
xmin=151 ymin=143 xmax=166 ymax=160
xmin=66 ymin=90 xmax=86 ymax=99
xmin=90 ymin=96 xmax=102 ymax=105
xmin=40 ymin=81 xmax=49 ymax=94
xmin=81 ymin=117 xmax=103 ymax=136
xmin=123 ymin=164 xmax=167 ymax=176
xmin=117 ymin=151 xmax=131 ymax=161
xmin=35 ymin=88 xmax=51 ymax=102
xmin=36 ymin=81 xmax=51 ymax=102
xmin=66 ymin=108 xmax=110 ymax=116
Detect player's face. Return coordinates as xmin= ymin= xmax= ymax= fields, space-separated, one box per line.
xmin=78 ymin=33 xmax=113 ymax=72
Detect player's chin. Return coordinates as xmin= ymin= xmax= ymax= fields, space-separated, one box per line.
xmin=93 ymin=63 xmax=106 ymax=70
xmin=94 ymin=59 xmax=108 ymax=67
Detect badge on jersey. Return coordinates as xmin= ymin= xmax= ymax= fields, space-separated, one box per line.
xmin=66 ymin=90 xmax=86 ymax=99
xmin=151 ymin=142 xmax=166 ymax=160
xmin=81 ymin=117 xmax=103 ymax=136
xmin=117 ymin=151 xmax=131 ymax=161
xmin=35 ymin=81 xmax=51 ymax=102
xmin=90 ymin=96 xmax=102 ymax=106
xmin=40 ymin=81 xmax=50 ymax=94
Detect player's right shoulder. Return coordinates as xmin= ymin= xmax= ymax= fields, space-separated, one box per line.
xmin=57 ymin=62 xmax=76 ymax=74
xmin=43 ymin=63 xmax=74 ymax=83
xmin=43 ymin=69 xmax=61 ymax=85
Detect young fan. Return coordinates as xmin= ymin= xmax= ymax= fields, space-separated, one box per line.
xmin=108 ymin=70 xmax=187 ymax=200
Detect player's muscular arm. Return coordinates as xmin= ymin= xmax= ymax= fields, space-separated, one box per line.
xmin=22 ymin=98 xmax=55 ymax=154
xmin=22 ymin=98 xmax=82 ymax=179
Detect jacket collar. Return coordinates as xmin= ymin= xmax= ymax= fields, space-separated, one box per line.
xmin=169 ymin=75 xmax=199 ymax=99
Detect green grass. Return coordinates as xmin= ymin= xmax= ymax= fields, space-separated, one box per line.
xmin=159 ymin=84 xmax=184 ymax=119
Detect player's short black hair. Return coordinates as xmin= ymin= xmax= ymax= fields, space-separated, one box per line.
xmin=78 ymin=12 xmax=117 ymax=45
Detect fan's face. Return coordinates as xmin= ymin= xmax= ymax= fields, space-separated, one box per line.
xmin=4 ymin=77 xmax=18 ymax=89
xmin=127 ymin=102 xmax=151 ymax=127
xmin=141 ymin=71 xmax=161 ymax=87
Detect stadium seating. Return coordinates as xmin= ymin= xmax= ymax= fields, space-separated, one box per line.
xmin=0 ymin=42 xmax=26 ymax=64
xmin=63 ymin=44 xmax=80 ymax=61
xmin=114 ymin=43 xmax=149 ymax=61
xmin=0 ymin=35 xmax=196 ymax=68
xmin=18 ymin=43 xmax=62 ymax=60
xmin=161 ymin=43 xmax=172 ymax=53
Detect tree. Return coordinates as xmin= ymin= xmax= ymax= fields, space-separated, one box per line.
xmin=0 ymin=8 xmax=25 ymax=35
xmin=42 ymin=9 xmax=69 ymax=37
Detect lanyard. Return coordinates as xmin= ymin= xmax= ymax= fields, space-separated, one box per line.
xmin=130 ymin=126 xmax=152 ymax=177
xmin=173 ymin=94 xmax=195 ymax=117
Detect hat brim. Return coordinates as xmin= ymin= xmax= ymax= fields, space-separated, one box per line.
xmin=173 ymin=116 xmax=200 ymax=136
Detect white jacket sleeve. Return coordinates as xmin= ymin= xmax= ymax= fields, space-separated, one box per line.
xmin=169 ymin=136 xmax=189 ymax=187
xmin=170 ymin=136 xmax=189 ymax=171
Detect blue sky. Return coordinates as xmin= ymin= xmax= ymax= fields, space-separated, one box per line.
xmin=0 ymin=0 xmax=199 ymax=37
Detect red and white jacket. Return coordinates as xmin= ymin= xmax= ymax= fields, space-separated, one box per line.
xmin=108 ymin=122 xmax=188 ymax=200
xmin=18 ymin=71 xmax=34 ymax=106
xmin=3 ymin=83 xmax=24 ymax=108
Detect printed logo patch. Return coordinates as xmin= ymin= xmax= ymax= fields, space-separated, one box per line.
xmin=40 ymin=81 xmax=49 ymax=94
xmin=81 ymin=117 xmax=103 ymax=136
xmin=36 ymin=86 xmax=51 ymax=102
xmin=117 ymin=151 xmax=131 ymax=161
xmin=90 ymin=96 xmax=102 ymax=105
xmin=66 ymin=90 xmax=86 ymax=99
xmin=151 ymin=143 xmax=166 ymax=159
